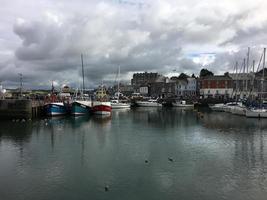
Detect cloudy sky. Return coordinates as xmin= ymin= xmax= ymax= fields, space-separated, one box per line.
xmin=1 ymin=0 xmax=267 ymax=89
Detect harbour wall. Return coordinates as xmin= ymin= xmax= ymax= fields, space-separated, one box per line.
xmin=0 ymin=99 xmax=44 ymax=119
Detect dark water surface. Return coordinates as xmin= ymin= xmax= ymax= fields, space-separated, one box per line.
xmin=1 ymin=108 xmax=267 ymax=200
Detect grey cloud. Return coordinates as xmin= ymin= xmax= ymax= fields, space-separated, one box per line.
xmin=0 ymin=0 xmax=267 ymax=88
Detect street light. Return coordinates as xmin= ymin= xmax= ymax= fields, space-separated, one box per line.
xmin=18 ymin=73 xmax=23 ymax=98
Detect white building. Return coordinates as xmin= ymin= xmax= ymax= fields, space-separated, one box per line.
xmin=175 ymin=77 xmax=197 ymax=97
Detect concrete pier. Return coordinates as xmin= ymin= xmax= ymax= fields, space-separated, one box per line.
xmin=0 ymin=99 xmax=44 ymax=119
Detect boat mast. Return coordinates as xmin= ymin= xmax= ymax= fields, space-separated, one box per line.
xmin=81 ymin=54 xmax=85 ymax=97
xmin=246 ymin=47 xmax=250 ymax=94
xmin=235 ymin=61 xmax=238 ymax=102
xmin=261 ymin=48 xmax=266 ymax=103
xmin=117 ymin=66 xmax=120 ymax=101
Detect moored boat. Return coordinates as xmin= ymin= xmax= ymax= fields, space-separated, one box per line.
xmin=111 ymin=99 xmax=130 ymax=109
xmin=246 ymin=108 xmax=267 ymax=118
xmin=209 ymin=103 xmax=225 ymax=112
xmin=45 ymin=102 xmax=67 ymax=116
xmin=172 ymin=100 xmax=194 ymax=108
xmin=92 ymin=101 xmax=112 ymax=115
xmin=71 ymin=100 xmax=92 ymax=115
xmin=136 ymin=99 xmax=162 ymax=107
xmin=92 ymin=85 xmax=112 ymax=115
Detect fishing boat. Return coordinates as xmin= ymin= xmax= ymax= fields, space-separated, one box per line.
xmin=71 ymin=100 xmax=92 ymax=115
xmin=92 ymin=85 xmax=112 ymax=115
xmin=136 ymin=99 xmax=162 ymax=107
xmin=92 ymin=101 xmax=112 ymax=115
xmin=44 ymin=82 xmax=69 ymax=116
xmin=172 ymin=100 xmax=194 ymax=108
xmin=45 ymin=101 xmax=68 ymax=116
xmin=71 ymin=54 xmax=92 ymax=115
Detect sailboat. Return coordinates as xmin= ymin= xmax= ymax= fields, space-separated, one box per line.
xmin=71 ymin=54 xmax=92 ymax=115
xmin=246 ymin=48 xmax=267 ymax=118
xmin=111 ymin=66 xmax=131 ymax=109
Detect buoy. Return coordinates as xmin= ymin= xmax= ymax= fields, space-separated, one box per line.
xmin=168 ymin=157 xmax=174 ymax=162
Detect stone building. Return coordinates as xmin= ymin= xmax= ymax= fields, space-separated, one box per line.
xmin=131 ymin=72 xmax=160 ymax=92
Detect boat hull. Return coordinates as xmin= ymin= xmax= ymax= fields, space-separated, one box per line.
xmin=246 ymin=109 xmax=267 ymax=118
xmin=111 ymin=103 xmax=131 ymax=109
xmin=230 ymin=106 xmax=246 ymax=116
xmin=136 ymin=101 xmax=162 ymax=107
xmin=172 ymin=103 xmax=194 ymax=108
xmin=92 ymin=101 xmax=112 ymax=115
xmin=71 ymin=101 xmax=91 ymax=115
xmin=45 ymin=103 xmax=67 ymax=116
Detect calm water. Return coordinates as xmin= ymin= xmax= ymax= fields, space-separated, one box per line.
xmin=1 ymin=108 xmax=267 ymax=200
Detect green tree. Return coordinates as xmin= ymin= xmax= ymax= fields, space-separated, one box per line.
xmin=200 ymin=68 xmax=214 ymax=78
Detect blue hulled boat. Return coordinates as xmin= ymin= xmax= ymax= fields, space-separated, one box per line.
xmin=71 ymin=100 xmax=92 ymax=115
xmin=45 ymin=102 xmax=68 ymax=116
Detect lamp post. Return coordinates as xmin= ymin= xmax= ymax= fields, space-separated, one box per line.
xmin=18 ymin=73 xmax=23 ymax=98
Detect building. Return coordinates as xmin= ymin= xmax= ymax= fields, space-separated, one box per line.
xmin=199 ymin=75 xmax=233 ymax=99
xmin=229 ymin=73 xmax=254 ymax=98
xmin=131 ymin=72 xmax=160 ymax=92
xmin=229 ymin=69 xmax=267 ymax=99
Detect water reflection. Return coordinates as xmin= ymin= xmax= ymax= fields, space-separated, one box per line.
xmin=132 ymin=107 xmax=198 ymax=128
xmin=1 ymin=109 xmax=267 ymax=200
xmin=0 ymin=120 xmax=32 ymax=144
xmin=200 ymin=112 xmax=267 ymax=131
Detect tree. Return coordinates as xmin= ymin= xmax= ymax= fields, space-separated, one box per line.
xmin=178 ymin=73 xmax=189 ymax=80
xmin=200 ymin=68 xmax=214 ymax=78
xmin=224 ymin=72 xmax=229 ymax=77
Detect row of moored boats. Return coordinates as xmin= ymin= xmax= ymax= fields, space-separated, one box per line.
xmin=210 ymin=101 xmax=267 ymax=118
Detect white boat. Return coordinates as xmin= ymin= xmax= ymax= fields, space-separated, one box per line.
xmin=111 ymin=66 xmax=131 ymax=109
xmin=246 ymin=108 xmax=267 ymax=118
xmin=172 ymin=100 xmax=194 ymax=108
xmin=230 ymin=103 xmax=247 ymax=116
xmin=209 ymin=103 xmax=225 ymax=112
xmin=245 ymin=48 xmax=267 ymax=118
xmin=111 ymin=99 xmax=130 ymax=109
xmin=136 ymin=99 xmax=162 ymax=107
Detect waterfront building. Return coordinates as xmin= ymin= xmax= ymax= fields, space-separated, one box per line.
xmin=175 ymin=77 xmax=197 ymax=98
xmin=199 ymin=75 xmax=233 ymax=99
xmin=229 ymin=69 xmax=267 ymax=99
xmin=229 ymin=73 xmax=255 ymax=99
xmin=131 ymin=72 xmax=160 ymax=92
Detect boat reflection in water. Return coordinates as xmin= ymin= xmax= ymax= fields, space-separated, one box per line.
xmin=199 ymin=111 xmax=267 ymax=131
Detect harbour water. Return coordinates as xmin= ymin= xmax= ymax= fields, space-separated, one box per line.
xmin=1 ymin=108 xmax=267 ymax=200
